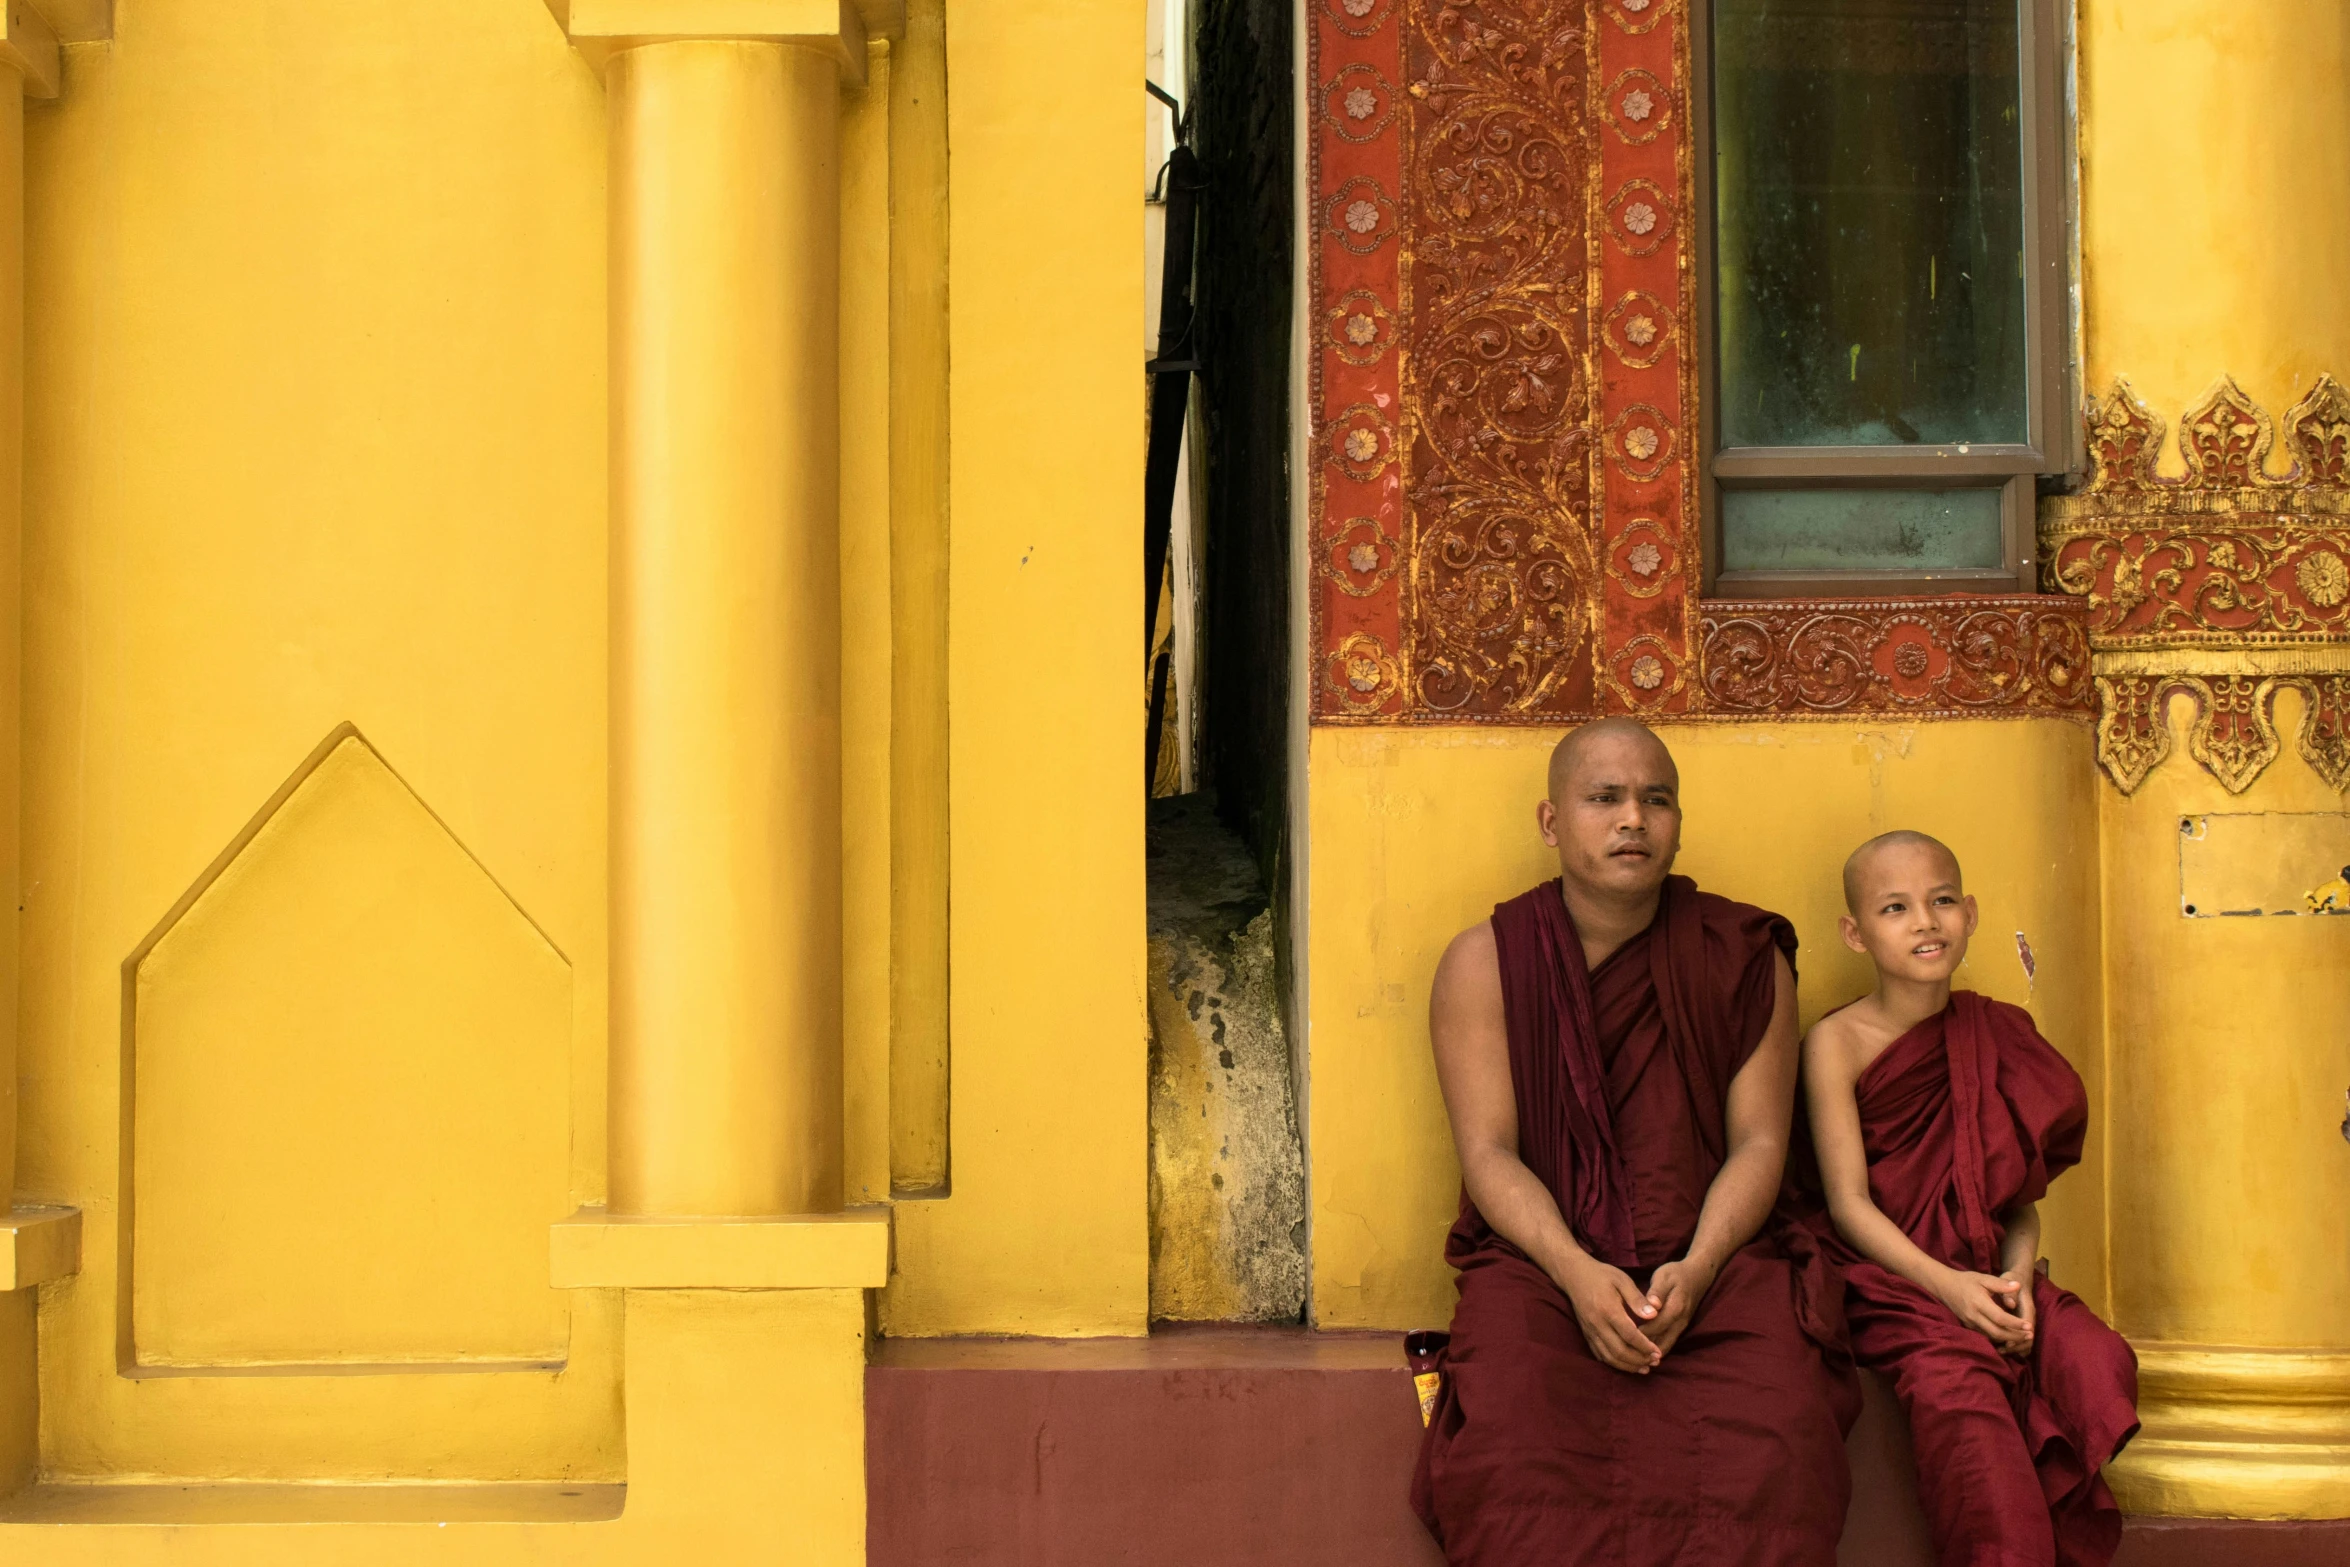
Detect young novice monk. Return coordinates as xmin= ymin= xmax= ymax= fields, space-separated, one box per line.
xmin=1804 ymin=830 xmax=2137 ymax=1567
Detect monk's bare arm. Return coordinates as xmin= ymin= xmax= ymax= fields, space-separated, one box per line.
xmin=1428 ymin=923 xmax=1662 ymax=1373
xmin=1647 ymin=950 xmax=1800 ymax=1344
xmin=1997 ymin=1200 xmax=2043 ymax=1338
xmin=1804 ymin=1019 xmax=2031 ymax=1353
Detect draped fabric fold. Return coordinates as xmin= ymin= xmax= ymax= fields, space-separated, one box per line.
xmin=1412 ymin=876 xmax=1859 ymax=1566
xmin=1817 ymin=992 xmax=2139 ymax=1567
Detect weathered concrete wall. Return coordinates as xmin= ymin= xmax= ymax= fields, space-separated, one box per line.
xmin=1147 ymin=796 xmax=1306 ymax=1322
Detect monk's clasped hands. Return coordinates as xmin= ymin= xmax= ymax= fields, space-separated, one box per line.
xmin=1555 ymin=1253 xmax=1665 ymax=1375
xmin=1933 ymin=1266 xmax=2036 ymax=1357
xmin=1639 ymin=1257 xmax=1718 ymax=1360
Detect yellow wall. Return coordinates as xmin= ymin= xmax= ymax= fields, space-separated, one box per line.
xmin=17 ymin=0 xmax=620 ymax=1479
xmin=2080 ymin=0 xmax=2350 ymax=424
xmin=1306 ymin=720 xmax=2108 ymax=1330
xmin=882 ymin=0 xmax=1149 ymax=1338
xmin=2101 ymin=689 xmax=2350 ymax=1348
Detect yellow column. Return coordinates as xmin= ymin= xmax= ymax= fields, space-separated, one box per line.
xmin=2077 ymin=0 xmax=2350 ymax=1518
xmin=0 ymin=0 xmax=60 ymax=1216
xmin=601 ymin=33 xmax=846 ymax=1217
xmin=0 ymin=57 xmax=21 ymax=1217
xmin=0 ymin=4 xmax=65 ymax=1497
xmin=2082 ymin=2 xmax=2350 ymax=419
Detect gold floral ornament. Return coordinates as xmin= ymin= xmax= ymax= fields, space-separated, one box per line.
xmin=1323 ymin=632 xmax=1401 ymax=715
xmin=1328 ymin=404 xmax=1396 ymax=482
xmin=1609 ymin=405 xmax=1676 ymax=481
xmin=1607 ymin=523 xmax=1676 ymax=601
xmin=1609 ymin=637 xmax=1682 ymax=705
xmin=1603 ymin=70 xmax=1671 ymax=145
xmin=1605 ymin=179 xmax=1674 ymax=258
xmin=1323 ymin=177 xmax=1396 ymax=255
xmin=1327 ymin=290 xmax=1393 ymax=367
xmin=1323 ymin=517 xmax=1402 ymax=598
xmin=1323 ymin=63 xmax=1396 ymax=143
xmin=2298 ymin=549 xmax=2349 ymax=608
xmin=1603 ymin=293 xmax=1672 ymax=370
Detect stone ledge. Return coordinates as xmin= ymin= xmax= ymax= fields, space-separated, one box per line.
xmin=0 ymin=1205 xmax=79 ymax=1291
xmin=550 ymin=1206 xmax=889 ymax=1290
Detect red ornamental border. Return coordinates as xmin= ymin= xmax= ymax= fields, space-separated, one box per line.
xmin=1304 ymin=0 xmax=2085 ymax=725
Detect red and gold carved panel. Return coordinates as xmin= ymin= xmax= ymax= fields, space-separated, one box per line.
xmin=1698 ymin=599 xmax=2091 ymax=718
xmin=1304 ymin=0 xmax=2081 ymax=725
xmin=2044 ymin=376 xmax=2350 ymax=793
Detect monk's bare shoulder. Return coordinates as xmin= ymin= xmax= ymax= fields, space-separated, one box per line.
xmin=1431 ymin=920 xmax=1502 ymax=1019
xmin=1801 ymin=1005 xmax=1868 ymax=1087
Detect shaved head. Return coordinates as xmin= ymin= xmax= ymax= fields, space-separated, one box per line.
xmin=1548 ymin=717 xmax=1677 ymax=802
xmin=1843 ymin=830 xmax=1962 ymax=913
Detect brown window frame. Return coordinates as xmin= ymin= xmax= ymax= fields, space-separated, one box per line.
xmin=1691 ymin=0 xmax=2076 ymax=599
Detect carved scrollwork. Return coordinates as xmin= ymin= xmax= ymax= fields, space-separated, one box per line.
xmin=2086 ymin=670 xmax=2350 ymax=795
xmin=1400 ymin=0 xmax=1597 ymax=717
xmin=2045 ymin=375 xmax=2350 ymax=792
xmin=1697 ymin=600 xmax=2092 ymax=717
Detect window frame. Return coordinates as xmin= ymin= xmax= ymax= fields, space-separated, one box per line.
xmin=1691 ymin=0 xmax=2076 ymax=598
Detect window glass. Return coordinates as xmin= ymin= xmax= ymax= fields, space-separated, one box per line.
xmin=1719 ymin=487 xmax=2005 ymax=573
xmin=1714 ymin=0 xmax=2027 ymax=448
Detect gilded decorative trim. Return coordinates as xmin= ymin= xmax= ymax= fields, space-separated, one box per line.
xmin=1699 ymin=598 xmax=2092 ymax=718
xmin=2044 ymin=376 xmax=2350 ymax=792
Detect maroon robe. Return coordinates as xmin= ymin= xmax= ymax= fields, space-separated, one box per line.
xmin=1824 ymin=993 xmax=2138 ymax=1567
xmin=1412 ymin=876 xmax=1860 ymax=1566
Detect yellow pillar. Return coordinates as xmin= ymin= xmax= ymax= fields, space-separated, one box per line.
xmin=0 ymin=0 xmax=63 ymax=1215
xmin=603 ymin=39 xmax=845 ymax=1218
xmin=0 ymin=58 xmax=22 ymax=1218
xmin=0 ymin=3 xmax=64 ymax=1497
xmin=2082 ymin=2 xmax=2350 ymax=421
xmin=2075 ymin=0 xmax=2350 ymax=1518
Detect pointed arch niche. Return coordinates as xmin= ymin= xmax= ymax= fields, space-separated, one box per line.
xmin=121 ymin=725 xmax=574 ymax=1372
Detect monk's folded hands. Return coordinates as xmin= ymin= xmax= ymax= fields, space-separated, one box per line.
xmin=1556 ymin=1252 xmax=1662 ymax=1373
xmin=1996 ymin=1264 xmax=2041 ymax=1356
xmin=1638 ymin=1255 xmax=1719 ymax=1358
xmin=1935 ymin=1268 xmax=2033 ymax=1355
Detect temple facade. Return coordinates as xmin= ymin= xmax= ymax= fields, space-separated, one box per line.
xmin=0 ymin=0 xmax=2335 ymax=1560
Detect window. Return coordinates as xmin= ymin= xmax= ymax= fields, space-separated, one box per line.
xmin=1697 ymin=0 xmax=2070 ymax=594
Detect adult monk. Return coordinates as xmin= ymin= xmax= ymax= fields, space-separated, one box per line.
xmin=1804 ymin=831 xmax=2137 ymax=1567
xmin=1411 ymin=718 xmax=1859 ymax=1565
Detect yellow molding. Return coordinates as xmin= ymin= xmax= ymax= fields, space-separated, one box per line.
xmin=548 ymin=0 xmax=875 ymax=83
xmin=0 ymin=1 xmax=57 ymax=101
xmin=549 ymin=1207 xmax=890 ymax=1290
xmin=22 ymin=0 xmax=103 ymax=45
xmin=0 ymin=1205 xmax=79 ymax=1290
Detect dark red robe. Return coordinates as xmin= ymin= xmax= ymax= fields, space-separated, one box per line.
xmin=1412 ymin=876 xmax=1860 ymax=1566
xmin=1823 ymin=992 xmax=2138 ymax=1567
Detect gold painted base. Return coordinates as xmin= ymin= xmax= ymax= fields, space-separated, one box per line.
xmin=2109 ymin=1346 xmax=2350 ymax=1519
